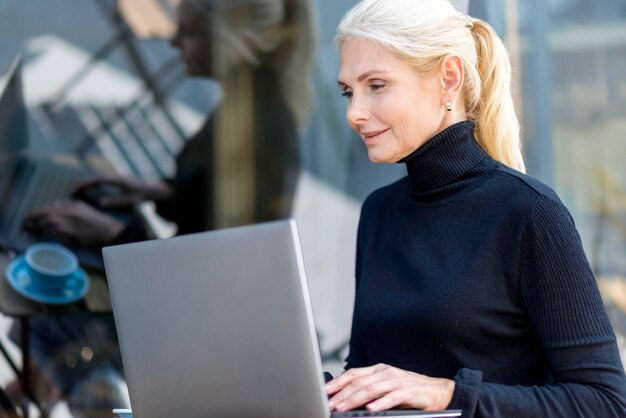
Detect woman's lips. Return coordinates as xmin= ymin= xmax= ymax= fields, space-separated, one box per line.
xmin=362 ymin=128 xmax=389 ymax=144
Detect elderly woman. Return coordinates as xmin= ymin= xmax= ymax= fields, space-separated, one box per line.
xmin=326 ymin=0 xmax=626 ymax=417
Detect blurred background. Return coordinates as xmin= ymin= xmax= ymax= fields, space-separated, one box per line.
xmin=0 ymin=0 xmax=624 ymax=416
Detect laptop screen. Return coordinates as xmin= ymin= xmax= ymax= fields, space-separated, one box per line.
xmin=0 ymin=55 xmax=28 ymax=154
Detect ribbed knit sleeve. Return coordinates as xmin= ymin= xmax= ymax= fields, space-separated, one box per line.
xmin=520 ymin=195 xmax=615 ymax=347
xmin=450 ymin=195 xmax=626 ymax=417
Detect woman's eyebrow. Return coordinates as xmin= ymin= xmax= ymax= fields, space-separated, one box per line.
xmin=338 ymin=69 xmax=390 ymax=87
xmin=356 ymin=69 xmax=389 ymax=81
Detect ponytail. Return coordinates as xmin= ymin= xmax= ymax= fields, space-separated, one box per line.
xmin=468 ymin=18 xmax=525 ymax=173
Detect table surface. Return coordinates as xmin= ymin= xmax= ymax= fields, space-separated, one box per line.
xmin=0 ymin=250 xmax=112 ymax=316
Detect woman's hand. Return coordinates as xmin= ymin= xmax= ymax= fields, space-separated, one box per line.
xmin=73 ymin=175 xmax=173 ymax=208
xmin=326 ymin=363 xmax=455 ymax=413
xmin=23 ymin=200 xmax=125 ymax=247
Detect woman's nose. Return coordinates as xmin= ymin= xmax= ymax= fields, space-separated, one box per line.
xmin=346 ymin=96 xmax=370 ymax=125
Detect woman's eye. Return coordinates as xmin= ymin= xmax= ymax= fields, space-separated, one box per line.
xmin=341 ymin=91 xmax=353 ymax=99
xmin=370 ymin=84 xmax=385 ymax=91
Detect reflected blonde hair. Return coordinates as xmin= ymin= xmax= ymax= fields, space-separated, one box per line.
xmin=188 ymin=0 xmax=316 ymax=128
xmin=335 ymin=0 xmax=525 ymax=172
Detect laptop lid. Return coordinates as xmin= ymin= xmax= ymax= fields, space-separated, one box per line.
xmin=103 ymin=220 xmax=329 ymax=418
xmin=0 ymin=54 xmax=28 ymax=155
xmin=0 ymin=54 xmax=28 ymax=245
xmin=103 ymin=220 xmax=461 ymax=418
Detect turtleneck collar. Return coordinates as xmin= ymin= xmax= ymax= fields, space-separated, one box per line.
xmin=398 ymin=121 xmax=494 ymax=198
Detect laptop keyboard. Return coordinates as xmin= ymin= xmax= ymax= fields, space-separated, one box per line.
xmin=8 ymin=160 xmax=87 ymax=245
xmin=333 ymin=412 xmax=413 ymax=417
xmin=331 ymin=412 xmax=459 ymax=417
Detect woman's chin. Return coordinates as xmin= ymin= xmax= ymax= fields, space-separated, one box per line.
xmin=367 ymin=150 xmax=396 ymax=164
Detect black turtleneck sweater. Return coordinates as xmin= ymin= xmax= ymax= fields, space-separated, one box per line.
xmin=346 ymin=121 xmax=626 ymax=417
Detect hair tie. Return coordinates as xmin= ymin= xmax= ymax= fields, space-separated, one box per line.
xmin=459 ymin=12 xmax=474 ymax=30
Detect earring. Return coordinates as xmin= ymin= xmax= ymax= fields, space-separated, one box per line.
xmin=445 ymin=101 xmax=453 ymax=112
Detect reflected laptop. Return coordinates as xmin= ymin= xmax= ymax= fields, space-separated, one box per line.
xmin=103 ymin=220 xmax=461 ymax=418
xmin=0 ymin=55 xmax=104 ymax=270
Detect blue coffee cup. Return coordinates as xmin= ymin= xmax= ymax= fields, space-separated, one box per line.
xmin=24 ymin=243 xmax=79 ymax=292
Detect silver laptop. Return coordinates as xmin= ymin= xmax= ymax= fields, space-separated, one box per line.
xmin=0 ymin=55 xmax=105 ymax=270
xmin=103 ymin=220 xmax=462 ymax=418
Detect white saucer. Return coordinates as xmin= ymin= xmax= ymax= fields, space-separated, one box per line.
xmin=5 ymin=256 xmax=90 ymax=305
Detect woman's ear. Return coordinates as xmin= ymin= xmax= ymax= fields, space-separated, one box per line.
xmin=440 ymin=55 xmax=464 ymax=105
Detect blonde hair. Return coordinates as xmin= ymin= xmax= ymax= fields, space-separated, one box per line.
xmin=335 ymin=0 xmax=525 ymax=172
xmin=188 ymin=0 xmax=316 ymax=129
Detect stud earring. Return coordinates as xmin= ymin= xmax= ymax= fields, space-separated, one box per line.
xmin=445 ymin=101 xmax=453 ymax=112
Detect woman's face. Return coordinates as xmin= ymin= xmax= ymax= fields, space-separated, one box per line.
xmin=338 ymin=37 xmax=448 ymax=163
xmin=170 ymin=0 xmax=212 ymax=77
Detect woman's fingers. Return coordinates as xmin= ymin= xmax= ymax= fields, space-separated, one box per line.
xmin=364 ymin=388 xmax=418 ymax=412
xmin=329 ymin=375 xmax=397 ymax=412
xmin=73 ymin=175 xmax=121 ymax=193
xmin=327 ymin=364 xmax=455 ymax=413
xmin=326 ymin=363 xmax=388 ymax=395
xmin=328 ymin=364 xmax=398 ymax=411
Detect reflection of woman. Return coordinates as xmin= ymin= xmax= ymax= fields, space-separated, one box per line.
xmin=26 ymin=0 xmax=315 ymax=244
xmin=15 ymin=0 xmax=315 ymax=410
xmin=326 ymin=0 xmax=626 ymax=416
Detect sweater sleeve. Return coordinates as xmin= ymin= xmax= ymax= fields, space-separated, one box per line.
xmin=449 ymin=195 xmax=626 ymax=417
